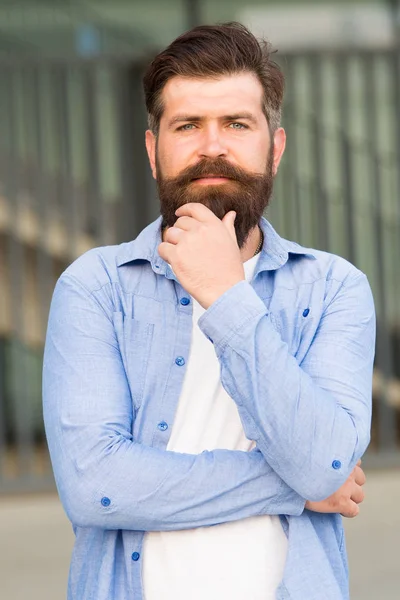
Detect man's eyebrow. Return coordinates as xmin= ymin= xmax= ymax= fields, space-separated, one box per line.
xmin=168 ymin=112 xmax=258 ymax=127
xmin=168 ymin=115 xmax=203 ymax=127
xmin=222 ymin=113 xmax=258 ymax=125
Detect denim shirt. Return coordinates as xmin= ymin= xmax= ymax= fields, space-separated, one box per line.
xmin=43 ymin=216 xmax=375 ymax=600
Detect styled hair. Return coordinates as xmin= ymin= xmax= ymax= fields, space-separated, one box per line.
xmin=143 ymin=22 xmax=284 ymax=136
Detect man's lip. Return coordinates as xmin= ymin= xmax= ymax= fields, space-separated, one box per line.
xmin=192 ymin=175 xmax=230 ymax=180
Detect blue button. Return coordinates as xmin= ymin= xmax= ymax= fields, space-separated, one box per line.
xmin=158 ymin=421 xmax=168 ymax=431
xmin=332 ymin=460 xmax=342 ymax=470
xmin=180 ymin=297 xmax=190 ymax=306
xmin=101 ymin=496 xmax=111 ymax=507
xmin=131 ymin=552 xmax=140 ymax=561
xmin=302 ymin=308 xmax=310 ymax=317
xmin=175 ymin=356 xmax=185 ymax=366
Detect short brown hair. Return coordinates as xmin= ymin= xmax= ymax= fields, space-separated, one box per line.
xmin=143 ymin=22 xmax=284 ymax=136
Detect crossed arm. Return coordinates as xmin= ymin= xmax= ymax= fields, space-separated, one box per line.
xmin=43 ymin=270 xmax=371 ymax=532
xmin=197 ymin=274 xmax=374 ymax=502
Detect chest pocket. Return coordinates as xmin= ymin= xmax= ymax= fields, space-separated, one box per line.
xmin=270 ymin=307 xmax=316 ymax=363
xmin=113 ymin=312 xmax=154 ymax=410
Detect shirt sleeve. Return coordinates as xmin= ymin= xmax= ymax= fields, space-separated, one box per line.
xmin=43 ymin=273 xmax=305 ymax=532
xmin=198 ymin=273 xmax=375 ymax=502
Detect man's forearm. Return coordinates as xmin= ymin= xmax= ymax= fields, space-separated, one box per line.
xmin=45 ymin=421 xmax=305 ymax=531
xmin=199 ymin=275 xmax=374 ymax=501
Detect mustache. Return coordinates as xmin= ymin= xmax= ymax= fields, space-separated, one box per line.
xmin=169 ymin=158 xmax=265 ymax=188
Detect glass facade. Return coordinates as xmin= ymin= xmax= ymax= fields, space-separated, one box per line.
xmin=0 ymin=0 xmax=376 ymax=57
xmin=0 ymin=0 xmax=399 ymax=492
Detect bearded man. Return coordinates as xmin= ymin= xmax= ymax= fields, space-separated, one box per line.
xmin=43 ymin=22 xmax=375 ymax=600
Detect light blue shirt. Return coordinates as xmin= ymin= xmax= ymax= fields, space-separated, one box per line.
xmin=43 ymin=216 xmax=375 ymax=600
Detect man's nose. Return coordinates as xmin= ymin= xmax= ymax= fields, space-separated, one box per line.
xmin=198 ymin=127 xmax=228 ymax=159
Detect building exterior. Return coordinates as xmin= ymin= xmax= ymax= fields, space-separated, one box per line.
xmin=0 ymin=0 xmax=399 ymax=492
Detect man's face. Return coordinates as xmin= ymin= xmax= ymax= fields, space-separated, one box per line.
xmin=145 ymin=73 xmax=286 ymax=248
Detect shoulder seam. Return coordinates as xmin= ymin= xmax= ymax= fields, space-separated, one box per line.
xmin=60 ymin=273 xmax=113 ymax=323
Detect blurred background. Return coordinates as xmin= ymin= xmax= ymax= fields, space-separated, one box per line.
xmin=0 ymin=0 xmax=399 ymax=598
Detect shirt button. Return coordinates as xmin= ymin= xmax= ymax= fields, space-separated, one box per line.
xmin=332 ymin=460 xmax=342 ymax=470
xmin=131 ymin=552 xmax=140 ymax=561
xmin=101 ymin=497 xmax=111 ymax=507
xmin=157 ymin=421 xmax=168 ymax=431
xmin=175 ymin=356 xmax=185 ymax=366
xmin=303 ymin=308 xmax=310 ymax=317
xmin=180 ymin=297 xmax=190 ymax=306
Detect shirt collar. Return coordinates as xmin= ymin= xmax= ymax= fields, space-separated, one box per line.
xmin=116 ymin=215 xmax=316 ymax=276
xmin=256 ymin=218 xmax=316 ymax=274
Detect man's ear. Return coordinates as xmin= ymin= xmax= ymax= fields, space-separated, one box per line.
xmin=145 ymin=129 xmax=157 ymax=179
xmin=272 ymin=127 xmax=286 ymax=176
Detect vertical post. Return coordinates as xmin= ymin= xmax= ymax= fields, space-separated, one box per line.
xmin=387 ymin=0 xmax=400 ymax=42
xmin=283 ymin=55 xmax=302 ymax=243
xmin=0 ymin=66 xmax=7 ymax=483
xmin=337 ymin=54 xmax=356 ymax=264
xmin=0 ymin=333 xmax=5 ymax=482
xmin=310 ymin=53 xmax=329 ymax=251
xmin=130 ymin=63 xmax=159 ymax=226
xmin=5 ymin=66 xmax=34 ymax=479
xmin=185 ymin=0 xmax=202 ymax=29
xmin=114 ymin=64 xmax=140 ymax=243
xmin=32 ymin=66 xmax=53 ymax=340
xmin=390 ymin=48 xmax=400 ymax=322
xmin=0 ymin=66 xmax=7 ymax=178
xmin=115 ymin=62 xmax=158 ymax=243
xmin=31 ymin=65 xmax=55 ymax=482
xmin=364 ymin=52 xmax=397 ymax=451
xmin=52 ymin=64 xmax=79 ymax=261
xmin=84 ymin=64 xmax=106 ymax=245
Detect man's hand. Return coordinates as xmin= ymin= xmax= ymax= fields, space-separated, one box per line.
xmin=158 ymin=203 xmax=245 ymax=309
xmin=305 ymin=460 xmax=366 ymax=518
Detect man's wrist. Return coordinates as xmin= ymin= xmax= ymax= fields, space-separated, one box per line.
xmin=198 ymin=279 xmax=245 ymax=309
xmin=198 ymin=281 xmax=267 ymax=349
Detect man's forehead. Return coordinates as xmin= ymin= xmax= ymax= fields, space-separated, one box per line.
xmin=161 ymin=73 xmax=264 ymax=114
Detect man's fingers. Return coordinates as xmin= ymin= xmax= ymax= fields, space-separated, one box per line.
xmin=173 ymin=216 xmax=197 ymax=231
xmin=158 ymin=241 xmax=175 ymax=263
xmin=221 ymin=211 xmax=237 ymax=243
xmin=350 ymin=484 xmax=365 ymax=505
xmin=164 ymin=226 xmax=184 ymax=245
xmin=353 ymin=465 xmax=366 ymax=487
xmin=175 ymin=202 xmax=216 ymax=222
xmin=341 ymin=501 xmax=360 ymax=519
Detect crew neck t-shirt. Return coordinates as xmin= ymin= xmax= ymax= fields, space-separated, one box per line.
xmin=142 ymin=253 xmax=288 ymax=600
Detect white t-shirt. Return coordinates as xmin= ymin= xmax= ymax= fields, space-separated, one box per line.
xmin=142 ymin=254 xmax=288 ymax=600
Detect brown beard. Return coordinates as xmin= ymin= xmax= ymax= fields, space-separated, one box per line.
xmin=156 ymin=146 xmax=275 ymax=248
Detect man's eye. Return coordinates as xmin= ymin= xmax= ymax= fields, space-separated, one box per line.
xmin=229 ymin=122 xmax=248 ymax=130
xmin=177 ymin=123 xmax=196 ymax=131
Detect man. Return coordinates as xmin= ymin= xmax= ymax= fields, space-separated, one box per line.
xmin=43 ymin=22 xmax=374 ymax=600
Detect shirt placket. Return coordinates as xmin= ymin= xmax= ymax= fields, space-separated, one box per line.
xmin=150 ymin=281 xmax=193 ymax=450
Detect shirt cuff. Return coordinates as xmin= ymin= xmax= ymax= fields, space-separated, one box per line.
xmin=198 ymin=280 xmax=268 ymax=350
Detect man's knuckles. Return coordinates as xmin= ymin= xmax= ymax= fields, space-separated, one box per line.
xmin=174 ymin=216 xmax=196 ymax=231
xmin=165 ymin=227 xmax=183 ymax=243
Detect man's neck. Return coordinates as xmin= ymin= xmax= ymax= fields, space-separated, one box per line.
xmin=240 ymin=225 xmax=262 ymax=263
